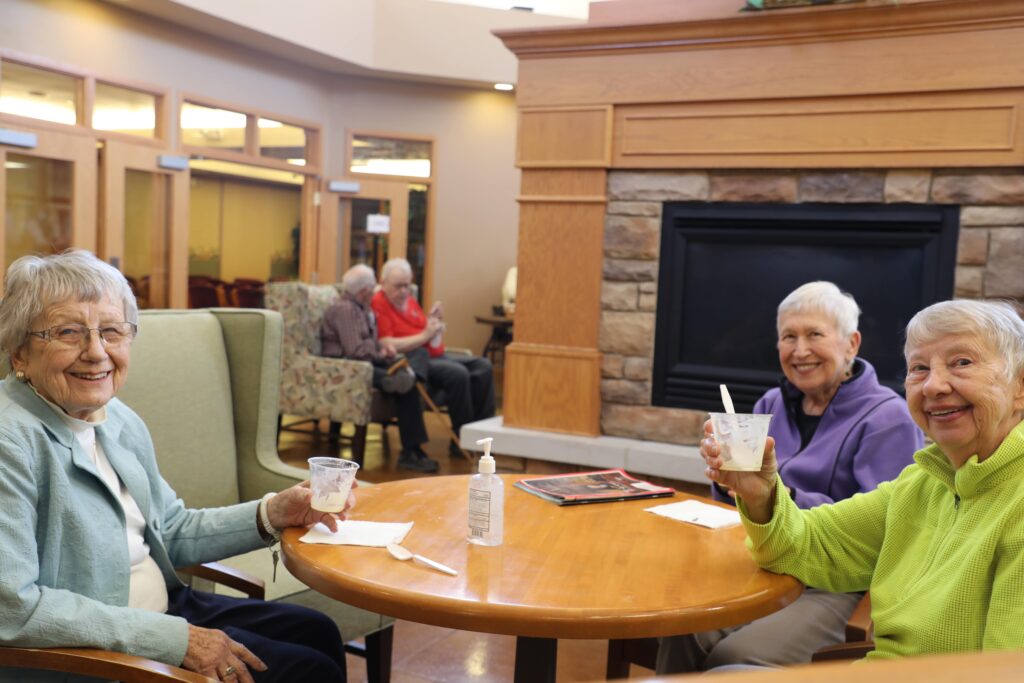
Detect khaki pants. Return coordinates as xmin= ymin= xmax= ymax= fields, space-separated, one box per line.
xmin=656 ymin=589 xmax=862 ymax=673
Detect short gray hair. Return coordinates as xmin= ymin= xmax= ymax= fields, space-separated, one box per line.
xmin=380 ymin=258 xmax=412 ymax=284
xmin=777 ymin=281 xmax=861 ymax=338
xmin=905 ymin=299 xmax=1024 ymax=381
xmin=342 ymin=264 xmax=377 ymax=295
xmin=0 ymin=250 xmax=138 ymax=373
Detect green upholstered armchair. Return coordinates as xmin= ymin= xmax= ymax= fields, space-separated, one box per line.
xmin=265 ymin=282 xmax=378 ymax=465
xmin=0 ymin=309 xmax=394 ymax=682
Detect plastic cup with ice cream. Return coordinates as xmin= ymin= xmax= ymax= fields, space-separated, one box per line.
xmin=308 ymin=457 xmax=360 ymax=513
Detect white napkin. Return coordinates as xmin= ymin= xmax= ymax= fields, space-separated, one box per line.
xmin=645 ymin=499 xmax=741 ymax=529
xmin=299 ymin=520 xmax=413 ymax=546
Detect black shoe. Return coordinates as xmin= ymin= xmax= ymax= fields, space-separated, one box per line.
xmin=449 ymin=439 xmax=469 ymax=460
xmin=398 ymin=448 xmax=439 ymax=473
xmin=381 ymin=367 xmax=416 ymax=394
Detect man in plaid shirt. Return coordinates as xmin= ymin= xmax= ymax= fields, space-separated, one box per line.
xmin=321 ymin=265 xmax=439 ymax=472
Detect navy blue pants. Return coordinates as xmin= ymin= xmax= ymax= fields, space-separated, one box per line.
xmin=167 ymin=587 xmax=346 ymax=682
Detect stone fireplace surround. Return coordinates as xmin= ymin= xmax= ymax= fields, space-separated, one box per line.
xmin=467 ymin=168 xmax=1024 ymax=483
xmin=477 ymin=0 xmax=1024 ymax=482
xmin=599 ymin=168 xmax=1024 ymax=447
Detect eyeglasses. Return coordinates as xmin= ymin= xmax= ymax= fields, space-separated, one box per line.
xmin=28 ymin=322 xmax=138 ymax=348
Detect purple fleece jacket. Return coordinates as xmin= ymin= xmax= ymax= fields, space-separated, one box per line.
xmin=713 ymin=358 xmax=923 ymax=509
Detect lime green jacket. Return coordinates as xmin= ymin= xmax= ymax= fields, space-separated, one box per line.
xmin=740 ymin=420 xmax=1024 ymax=660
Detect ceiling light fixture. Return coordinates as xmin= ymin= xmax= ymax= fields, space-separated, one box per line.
xmin=494 ymin=83 xmax=514 ymax=91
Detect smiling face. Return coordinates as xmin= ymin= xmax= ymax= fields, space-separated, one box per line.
xmin=777 ymin=310 xmax=861 ymax=409
xmin=905 ymin=333 xmax=1024 ymax=467
xmin=381 ymin=269 xmax=413 ymax=309
xmin=12 ymin=296 xmax=131 ymax=420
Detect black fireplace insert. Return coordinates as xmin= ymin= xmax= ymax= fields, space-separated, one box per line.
xmin=651 ymin=202 xmax=959 ymax=413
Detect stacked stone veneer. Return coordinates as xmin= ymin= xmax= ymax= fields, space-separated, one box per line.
xmin=599 ymin=169 xmax=1024 ymax=445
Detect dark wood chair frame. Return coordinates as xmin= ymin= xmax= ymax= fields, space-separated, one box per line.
xmin=0 ymin=562 xmax=393 ymax=682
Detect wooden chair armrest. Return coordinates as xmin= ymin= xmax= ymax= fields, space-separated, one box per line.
xmin=845 ymin=592 xmax=873 ymax=642
xmin=811 ymin=640 xmax=875 ymax=662
xmin=181 ymin=561 xmax=266 ymax=600
xmin=0 ymin=646 xmax=215 ymax=682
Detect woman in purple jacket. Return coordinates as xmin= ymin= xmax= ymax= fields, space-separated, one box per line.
xmin=658 ymin=281 xmax=923 ymax=673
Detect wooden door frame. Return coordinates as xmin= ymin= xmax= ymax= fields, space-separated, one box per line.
xmin=100 ymin=140 xmax=189 ymax=308
xmin=0 ymin=122 xmax=97 ymax=291
xmin=319 ymin=177 xmax=419 ymax=293
xmin=315 ymin=176 xmax=436 ymax=305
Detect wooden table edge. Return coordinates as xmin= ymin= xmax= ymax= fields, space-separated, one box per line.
xmin=281 ymin=529 xmax=804 ymax=639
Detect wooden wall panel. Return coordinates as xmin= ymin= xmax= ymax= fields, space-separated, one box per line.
xmin=511 ymin=26 xmax=1024 ymax=112
xmin=613 ymin=89 xmax=1024 ymax=168
xmin=514 ymin=200 xmax=606 ymax=349
xmin=517 ymin=107 xmax=612 ymax=168
xmin=519 ymin=168 xmax=607 ymax=202
xmin=503 ymin=343 xmax=601 ymax=435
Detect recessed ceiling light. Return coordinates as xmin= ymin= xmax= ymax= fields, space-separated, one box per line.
xmin=494 ymin=83 xmax=514 ymax=91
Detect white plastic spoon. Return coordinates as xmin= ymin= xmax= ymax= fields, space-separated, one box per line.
xmin=720 ymin=384 xmax=736 ymax=415
xmin=386 ymin=543 xmax=459 ymax=576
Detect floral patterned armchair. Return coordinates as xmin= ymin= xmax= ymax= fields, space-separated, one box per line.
xmin=265 ymin=282 xmax=375 ymax=464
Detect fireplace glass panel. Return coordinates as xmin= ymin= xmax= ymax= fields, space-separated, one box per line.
xmin=652 ymin=202 xmax=959 ymax=413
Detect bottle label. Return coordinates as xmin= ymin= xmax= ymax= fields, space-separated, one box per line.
xmin=468 ymin=489 xmax=491 ymax=533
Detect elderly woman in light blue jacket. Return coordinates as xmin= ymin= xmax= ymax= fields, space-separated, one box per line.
xmin=0 ymin=250 xmax=349 ymax=683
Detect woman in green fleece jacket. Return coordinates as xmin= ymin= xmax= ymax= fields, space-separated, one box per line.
xmin=702 ymin=299 xmax=1024 ymax=660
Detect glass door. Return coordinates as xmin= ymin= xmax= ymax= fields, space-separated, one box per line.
xmin=320 ymin=177 xmax=431 ymax=298
xmin=100 ymin=140 xmax=189 ymax=308
xmin=0 ymin=124 xmax=97 ymax=280
xmin=349 ymin=196 xmax=391 ymax=276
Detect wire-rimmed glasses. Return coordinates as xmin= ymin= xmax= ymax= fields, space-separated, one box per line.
xmin=27 ymin=322 xmax=138 ymax=348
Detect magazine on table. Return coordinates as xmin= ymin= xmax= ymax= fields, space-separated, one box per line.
xmin=514 ymin=469 xmax=675 ymax=506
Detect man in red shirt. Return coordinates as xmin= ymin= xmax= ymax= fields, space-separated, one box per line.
xmin=321 ymin=264 xmax=438 ymax=473
xmin=372 ymin=258 xmax=495 ymax=457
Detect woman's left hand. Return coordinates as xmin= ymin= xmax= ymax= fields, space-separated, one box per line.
xmin=265 ymin=480 xmax=357 ymax=533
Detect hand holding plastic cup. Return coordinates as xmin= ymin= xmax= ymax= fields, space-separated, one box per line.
xmin=708 ymin=412 xmax=773 ymax=472
xmin=308 ymin=457 xmax=360 ymax=513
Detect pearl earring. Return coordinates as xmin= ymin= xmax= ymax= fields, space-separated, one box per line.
xmin=15 ymin=370 xmax=27 ymax=382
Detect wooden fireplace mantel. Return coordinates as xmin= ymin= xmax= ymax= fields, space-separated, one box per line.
xmin=495 ymin=0 xmax=1024 ymax=436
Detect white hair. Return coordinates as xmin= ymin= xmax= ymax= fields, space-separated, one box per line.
xmin=380 ymin=258 xmax=412 ymax=284
xmin=342 ymin=264 xmax=377 ymax=295
xmin=0 ymin=250 xmax=138 ymax=374
xmin=777 ymin=281 xmax=861 ymax=338
xmin=905 ymin=299 xmax=1024 ymax=381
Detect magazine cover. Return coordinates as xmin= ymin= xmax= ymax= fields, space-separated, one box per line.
xmin=514 ymin=469 xmax=675 ymax=506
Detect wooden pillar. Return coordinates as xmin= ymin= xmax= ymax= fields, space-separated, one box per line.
xmin=502 ymin=106 xmax=611 ymax=436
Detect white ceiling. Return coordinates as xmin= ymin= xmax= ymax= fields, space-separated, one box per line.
xmin=430 ymin=0 xmax=600 ymax=19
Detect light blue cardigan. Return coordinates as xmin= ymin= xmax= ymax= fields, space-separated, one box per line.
xmin=0 ymin=377 xmax=265 ymax=671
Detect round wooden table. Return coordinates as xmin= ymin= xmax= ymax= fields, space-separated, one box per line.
xmin=282 ymin=475 xmax=802 ymax=682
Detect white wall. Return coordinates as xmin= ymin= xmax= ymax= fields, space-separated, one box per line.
xmin=1 ymin=0 xmax=522 ymax=351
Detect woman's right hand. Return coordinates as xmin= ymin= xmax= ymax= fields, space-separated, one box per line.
xmin=182 ymin=624 xmax=266 ymax=683
xmin=701 ymin=419 xmax=779 ymax=523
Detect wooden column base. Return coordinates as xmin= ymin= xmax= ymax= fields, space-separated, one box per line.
xmin=502 ymin=342 xmax=601 ymax=436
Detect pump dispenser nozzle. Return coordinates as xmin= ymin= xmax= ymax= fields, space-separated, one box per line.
xmin=475 ymin=437 xmax=495 ymax=474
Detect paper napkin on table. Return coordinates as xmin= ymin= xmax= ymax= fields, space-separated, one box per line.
xmin=299 ymin=520 xmax=413 ymax=546
xmin=644 ymin=499 xmax=741 ymax=529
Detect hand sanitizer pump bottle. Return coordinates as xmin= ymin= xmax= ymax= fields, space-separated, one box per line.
xmin=468 ymin=437 xmax=503 ymax=546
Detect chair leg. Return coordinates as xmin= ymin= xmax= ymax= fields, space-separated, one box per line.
xmin=328 ymin=420 xmax=342 ymax=442
xmin=365 ymin=625 xmax=394 ymax=683
xmin=352 ymin=424 xmax=367 ymax=468
xmin=380 ymin=424 xmax=393 ymax=460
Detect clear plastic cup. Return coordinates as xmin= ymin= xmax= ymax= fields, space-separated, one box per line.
xmin=709 ymin=413 xmax=773 ymax=472
xmin=308 ymin=457 xmax=360 ymax=513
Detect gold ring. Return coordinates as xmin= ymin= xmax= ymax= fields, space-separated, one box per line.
xmin=224 ymin=665 xmax=236 ymax=677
